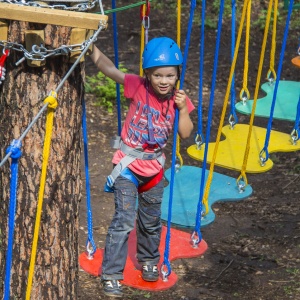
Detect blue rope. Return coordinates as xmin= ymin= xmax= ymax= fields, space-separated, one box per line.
xmin=260 ymin=0 xmax=294 ymax=164
xmin=112 ymin=0 xmax=122 ymax=136
xmin=161 ymin=0 xmax=196 ymax=280
xmin=4 ymin=140 xmax=22 ymax=300
xmin=196 ymin=0 xmax=206 ymax=144
xmin=229 ymin=0 xmax=238 ymax=125
xmin=82 ymin=99 xmax=97 ymax=256
xmin=192 ymin=0 xmax=225 ymax=244
xmin=291 ymin=96 xmax=300 ymax=142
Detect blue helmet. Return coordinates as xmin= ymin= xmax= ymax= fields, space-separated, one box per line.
xmin=142 ymin=37 xmax=183 ymax=69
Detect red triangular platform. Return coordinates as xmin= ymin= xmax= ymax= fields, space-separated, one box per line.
xmin=79 ymin=226 xmax=208 ymax=291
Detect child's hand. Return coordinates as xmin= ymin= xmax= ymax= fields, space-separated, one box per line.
xmin=174 ymin=90 xmax=187 ymax=111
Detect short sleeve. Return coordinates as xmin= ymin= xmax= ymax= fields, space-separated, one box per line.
xmin=124 ymin=74 xmax=145 ymax=99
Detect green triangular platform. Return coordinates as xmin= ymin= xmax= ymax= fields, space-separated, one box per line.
xmin=235 ymin=80 xmax=300 ymax=121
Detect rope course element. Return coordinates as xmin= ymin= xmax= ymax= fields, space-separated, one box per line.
xmin=0 ymin=48 xmax=9 ymax=84
xmin=2 ymin=24 xmax=105 ymax=294
xmin=192 ymin=0 xmax=226 ymax=244
xmin=0 ymin=0 xmax=99 ymax=11
xmin=0 ymin=40 xmax=95 ymax=66
xmin=0 ymin=25 xmax=105 ymax=167
xmin=259 ymin=0 xmax=295 ymax=166
xmin=290 ymin=96 xmax=300 ymax=145
xmin=236 ymin=0 xmax=275 ymax=187
xmin=25 ymin=92 xmax=58 ymax=300
xmin=266 ymin=0 xmax=278 ymax=84
xmin=228 ymin=0 xmax=238 ymax=128
xmin=104 ymin=1 xmax=151 ymax=15
xmin=161 ymin=0 xmax=196 ymax=282
xmin=3 ymin=141 xmax=22 ymax=300
xmin=239 ymin=0 xmax=251 ymax=106
xmin=112 ymin=0 xmax=122 ymax=136
xmin=0 ymin=2 xmax=108 ymax=29
xmin=82 ymin=98 xmax=97 ymax=258
xmin=194 ymin=0 xmax=206 ymax=150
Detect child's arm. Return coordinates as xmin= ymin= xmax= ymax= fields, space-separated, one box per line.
xmin=90 ymin=46 xmax=125 ymax=85
xmin=175 ymin=90 xmax=194 ymax=139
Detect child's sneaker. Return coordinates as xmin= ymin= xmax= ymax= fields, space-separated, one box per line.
xmin=101 ymin=279 xmax=123 ymax=297
xmin=142 ymin=264 xmax=159 ymax=282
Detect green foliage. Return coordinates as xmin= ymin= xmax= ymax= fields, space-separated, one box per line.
xmin=85 ymin=65 xmax=128 ymax=113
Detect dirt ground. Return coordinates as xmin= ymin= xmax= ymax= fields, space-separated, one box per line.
xmin=78 ymin=2 xmax=300 ymax=300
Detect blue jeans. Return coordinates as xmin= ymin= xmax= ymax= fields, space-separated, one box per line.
xmin=101 ymin=174 xmax=164 ymax=281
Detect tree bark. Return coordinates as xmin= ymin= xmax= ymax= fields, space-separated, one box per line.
xmin=0 ymin=21 xmax=84 ymax=299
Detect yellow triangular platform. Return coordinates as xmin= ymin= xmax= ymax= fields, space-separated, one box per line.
xmin=187 ymin=124 xmax=300 ymax=173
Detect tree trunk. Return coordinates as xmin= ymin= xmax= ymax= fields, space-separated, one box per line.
xmin=0 ymin=21 xmax=84 ymax=299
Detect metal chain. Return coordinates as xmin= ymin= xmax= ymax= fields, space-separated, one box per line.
xmin=0 ymin=0 xmax=98 ymax=11
xmin=0 ymin=40 xmax=93 ymax=65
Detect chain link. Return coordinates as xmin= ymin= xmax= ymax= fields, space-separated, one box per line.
xmin=0 ymin=0 xmax=98 ymax=11
xmin=0 ymin=38 xmax=93 ymax=65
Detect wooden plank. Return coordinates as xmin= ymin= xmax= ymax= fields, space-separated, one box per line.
xmin=0 ymin=3 xmax=108 ymax=30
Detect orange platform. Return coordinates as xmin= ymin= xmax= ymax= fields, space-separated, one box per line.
xmin=79 ymin=225 xmax=208 ymax=291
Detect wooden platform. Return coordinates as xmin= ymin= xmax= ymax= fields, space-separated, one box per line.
xmin=0 ymin=3 xmax=108 ymax=30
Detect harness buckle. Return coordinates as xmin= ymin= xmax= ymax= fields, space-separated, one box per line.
xmin=142 ymin=152 xmax=157 ymax=160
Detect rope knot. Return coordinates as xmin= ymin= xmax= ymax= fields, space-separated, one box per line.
xmin=43 ymin=91 xmax=58 ymax=109
xmin=6 ymin=139 xmax=22 ymax=159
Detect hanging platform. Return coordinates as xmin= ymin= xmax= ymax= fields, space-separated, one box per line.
xmin=292 ymin=56 xmax=300 ymax=68
xmin=79 ymin=225 xmax=208 ymax=291
xmin=235 ymin=80 xmax=300 ymax=121
xmin=161 ymin=166 xmax=253 ymax=228
xmin=0 ymin=3 xmax=108 ymax=30
xmin=187 ymin=124 xmax=300 ymax=173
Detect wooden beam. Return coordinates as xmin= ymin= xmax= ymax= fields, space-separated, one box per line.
xmin=0 ymin=3 xmax=108 ymax=30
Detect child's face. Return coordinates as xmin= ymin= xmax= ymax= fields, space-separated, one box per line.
xmin=145 ymin=66 xmax=178 ymax=97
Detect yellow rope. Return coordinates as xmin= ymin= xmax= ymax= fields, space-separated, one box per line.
xmin=175 ymin=0 xmax=183 ymax=168
xmin=201 ymin=0 xmax=251 ymax=215
xmin=267 ymin=0 xmax=278 ymax=81
xmin=139 ymin=4 xmax=146 ymax=76
xmin=26 ymin=92 xmax=58 ymax=300
xmin=177 ymin=0 xmax=181 ymax=47
xmin=237 ymin=0 xmax=274 ymax=187
xmin=240 ymin=0 xmax=251 ymax=101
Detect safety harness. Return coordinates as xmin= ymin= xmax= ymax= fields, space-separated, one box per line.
xmin=104 ymin=82 xmax=167 ymax=193
xmin=104 ymin=138 xmax=165 ymax=193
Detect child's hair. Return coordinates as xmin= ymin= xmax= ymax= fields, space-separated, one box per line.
xmin=142 ymin=37 xmax=183 ymax=69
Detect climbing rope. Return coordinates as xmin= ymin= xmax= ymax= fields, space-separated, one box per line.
xmin=266 ymin=0 xmax=278 ymax=83
xmin=259 ymin=0 xmax=295 ymax=165
xmin=194 ymin=0 xmax=206 ymax=150
xmin=290 ymin=96 xmax=300 ymax=145
xmin=160 ymin=0 xmax=196 ymax=282
xmin=82 ymin=98 xmax=97 ymax=258
xmin=112 ymin=0 xmax=122 ymax=135
xmin=25 ymin=93 xmax=58 ymax=300
xmin=239 ymin=0 xmax=251 ymax=106
xmin=228 ymin=0 xmax=238 ymax=129
xmin=175 ymin=0 xmax=183 ymax=170
xmin=139 ymin=1 xmax=150 ymax=76
xmin=191 ymin=0 xmax=226 ymax=246
xmin=3 ymin=140 xmax=22 ymax=300
xmin=237 ymin=0 xmax=275 ymax=189
xmin=104 ymin=1 xmax=151 ymax=15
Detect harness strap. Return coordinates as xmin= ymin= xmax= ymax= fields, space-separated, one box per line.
xmin=106 ymin=138 xmax=165 ymax=189
xmin=138 ymin=167 xmax=164 ymax=193
xmin=105 ymin=167 xmax=164 ymax=193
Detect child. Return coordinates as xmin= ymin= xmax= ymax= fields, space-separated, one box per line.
xmin=90 ymin=36 xmax=195 ymax=298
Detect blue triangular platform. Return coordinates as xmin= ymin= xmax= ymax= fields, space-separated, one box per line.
xmin=161 ymin=166 xmax=253 ymax=228
xmin=235 ymin=80 xmax=300 ymax=121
